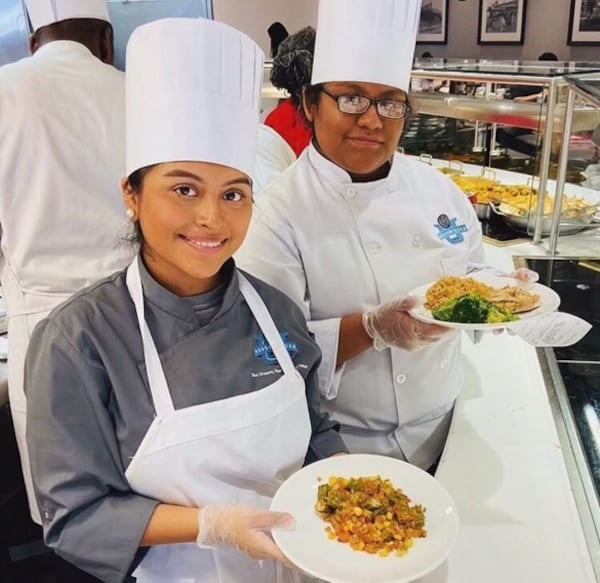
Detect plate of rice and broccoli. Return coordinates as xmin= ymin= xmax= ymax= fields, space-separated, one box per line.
xmin=408 ymin=273 xmax=561 ymax=330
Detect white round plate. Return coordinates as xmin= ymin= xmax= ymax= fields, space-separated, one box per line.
xmin=271 ymin=454 xmax=459 ymax=583
xmin=408 ymin=273 xmax=561 ymax=330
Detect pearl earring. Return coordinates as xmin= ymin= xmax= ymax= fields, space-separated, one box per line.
xmin=126 ymin=208 xmax=135 ymax=219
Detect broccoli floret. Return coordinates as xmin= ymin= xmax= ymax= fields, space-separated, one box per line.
xmin=430 ymin=301 xmax=457 ymax=322
xmin=432 ymin=294 xmax=489 ymax=323
xmin=487 ymin=305 xmax=519 ymax=323
xmin=432 ymin=294 xmax=518 ymax=324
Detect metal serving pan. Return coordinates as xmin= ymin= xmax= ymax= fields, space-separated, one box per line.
xmin=473 ymin=202 xmax=493 ymax=220
xmin=489 ymin=202 xmax=597 ymax=235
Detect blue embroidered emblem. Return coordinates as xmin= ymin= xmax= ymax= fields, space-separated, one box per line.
xmin=434 ymin=214 xmax=468 ymax=245
xmin=253 ymin=333 xmax=298 ymax=364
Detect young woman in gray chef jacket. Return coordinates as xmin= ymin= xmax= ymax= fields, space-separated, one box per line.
xmin=24 ymin=17 xmax=345 ymax=583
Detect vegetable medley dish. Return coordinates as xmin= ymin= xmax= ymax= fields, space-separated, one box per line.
xmin=315 ymin=476 xmax=426 ymax=556
xmin=424 ymin=276 xmax=540 ymax=324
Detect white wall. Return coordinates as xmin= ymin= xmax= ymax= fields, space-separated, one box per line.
xmin=213 ymin=0 xmax=318 ymax=57
xmin=418 ymin=0 xmax=600 ymax=61
xmin=215 ymin=0 xmax=599 ymax=63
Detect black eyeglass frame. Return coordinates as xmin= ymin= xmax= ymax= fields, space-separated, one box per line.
xmin=320 ymin=88 xmax=410 ymax=120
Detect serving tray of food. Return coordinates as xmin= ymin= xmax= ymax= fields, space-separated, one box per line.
xmin=413 ymin=154 xmax=600 ymax=235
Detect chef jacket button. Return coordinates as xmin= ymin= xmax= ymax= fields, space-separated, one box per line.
xmin=396 ymin=373 xmax=407 ymax=384
xmin=346 ymin=187 xmax=356 ymax=198
xmin=440 ymin=359 xmax=448 ymax=369
xmin=369 ymin=243 xmax=380 ymax=255
xmin=387 ymin=181 xmax=395 ymax=192
xmin=411 ymin=234 xmax=422 ymax=247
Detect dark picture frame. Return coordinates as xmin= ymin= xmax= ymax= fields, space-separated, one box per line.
xmin=417 ymin=0 xmax=449 ymax=45
xmin=477 ymin=0 xmax=527 ymax=45
xmin=568 ymin=0 xmax=600 ymax=45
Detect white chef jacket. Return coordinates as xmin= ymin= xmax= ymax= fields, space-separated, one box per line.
xmin=0 ymin=40 xmax=128 ymax=293
xmin=253 ymin=124 xmax=296 ymax=194
xmin=0 ymin=40 xmax=129 ymax=522
xmin=237 ymin=144 xmax=485 ymax=469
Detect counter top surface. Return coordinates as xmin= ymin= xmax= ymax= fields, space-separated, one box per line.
xmin=419 ymin=237 xmax=598 ymax=583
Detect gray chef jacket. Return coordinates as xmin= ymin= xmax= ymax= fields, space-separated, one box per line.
xmin=24 ymin=257 xmax=345 ymax=583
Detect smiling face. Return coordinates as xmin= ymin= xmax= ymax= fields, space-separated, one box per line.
xmin=303 ymin=81 xmax=407 ymax=180
xmin=123 ymin=161 xmax=253 ymax=297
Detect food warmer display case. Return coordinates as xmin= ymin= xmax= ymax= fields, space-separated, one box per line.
xmin=405 ymin=59 xmax=600 ymax=253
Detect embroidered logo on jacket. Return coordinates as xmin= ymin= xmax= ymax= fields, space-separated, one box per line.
xmin=253 ymin=333 xmax=298 ymax=364
xmin=434 ymin=214 xmax=468 ymax=245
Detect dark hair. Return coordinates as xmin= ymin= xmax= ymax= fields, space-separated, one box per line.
xmin=127 ymin=165 xmax=154 ymax=194
xmin=538 ymin=52 xmax=559 ymax=61
xmin=421 ymin=51 xmax=433 ymax=58
xmin=267 ymin=21 xmax=289 ymax=57
xmin=122 ymin=165 xmax=156 ymax=250
xmin=270 ymin=27 xmax=316 ymax=107
xmin=33 ymin=18 xmax=113 ymax=62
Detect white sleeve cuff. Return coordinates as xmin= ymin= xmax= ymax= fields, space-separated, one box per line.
xmin=307 ymin=317 xmax=344 ymax=400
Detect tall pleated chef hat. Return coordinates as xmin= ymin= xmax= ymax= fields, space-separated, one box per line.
xmin=311 ymin=0 xmax=422 ymax=92
xmin=25 ymin=0 xmax=111 ymax=31
xmin=125 ymin=18 xmax=264 ymax=180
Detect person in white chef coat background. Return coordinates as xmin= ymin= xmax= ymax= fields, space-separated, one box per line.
xmin=238 ymin=0 xmax=536 ymax=472
xmin=25 ymin=16 xmax=346 ymax=583
xmin=254 ymin=124 xmax=297 ymax=193
xmin=0 ymin=0 xmax=128 ymax=524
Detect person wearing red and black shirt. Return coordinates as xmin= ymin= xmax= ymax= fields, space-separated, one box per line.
xmin=265 ymin=27 xmax=315 ymax=157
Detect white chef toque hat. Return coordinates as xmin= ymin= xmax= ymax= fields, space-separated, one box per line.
xmin=311 ymin=0 xmax=422 ymax=92
xmin=25 ymin=0 xmax=111 ymax=32
xmin=125 ymin=18 xmax=264 ymax=180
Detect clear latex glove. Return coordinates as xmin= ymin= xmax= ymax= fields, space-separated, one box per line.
xmin=488 ymin=267 xmax=539 ymax=287
xmin=362 ymin=296 xmax=449 ymax=351
xmin=509 ymin=267 xmax=539 ymax=284
xmin=471 ymin=325 xmax=518 ymax=344
xmin=197 ymin=505 xmax=295 ymax=567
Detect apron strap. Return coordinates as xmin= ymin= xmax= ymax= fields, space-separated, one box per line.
xmin=126 ymin=259 xmax=175 ymax=415
xmin=238 ymin=273 xmax=297 ymax=377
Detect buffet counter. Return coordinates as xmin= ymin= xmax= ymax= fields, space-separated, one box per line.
xmin=419 ymin=239 xmax=598 ymax=583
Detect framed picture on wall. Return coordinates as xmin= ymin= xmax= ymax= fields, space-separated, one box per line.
xmin=417 ymin=0 xmax=449 ymax=44
xmin=477 ymin=0 xmax=527 ymax=45
xmin=568 ymin=0 xmax=600 ymax=45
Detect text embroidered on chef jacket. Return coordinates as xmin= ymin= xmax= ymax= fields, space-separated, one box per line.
xmin=253 ymin=332 xmax=299 ymax=364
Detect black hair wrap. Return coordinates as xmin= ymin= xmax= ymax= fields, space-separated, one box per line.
xmin=269 ymin=27 xmax=316 ymax=96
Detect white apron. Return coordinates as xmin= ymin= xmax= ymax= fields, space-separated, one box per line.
xmin=124 ymin=259 xmax=312 ymax=583
xmin=2 ymin=262 xmax=72 ymax=524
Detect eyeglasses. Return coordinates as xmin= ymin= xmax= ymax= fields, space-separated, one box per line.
xmin=321 ymin=88 xmax=410 ymax=119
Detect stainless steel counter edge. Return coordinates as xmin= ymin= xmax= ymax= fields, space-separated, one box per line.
xmin=537 ymin=347 xmax=600 ymax=578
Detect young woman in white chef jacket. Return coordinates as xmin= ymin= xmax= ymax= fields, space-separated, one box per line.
xmin=24 ymin=18 xmax=345 ymax=583
xmin=237 ymin=0 xmax=536 ymax=472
